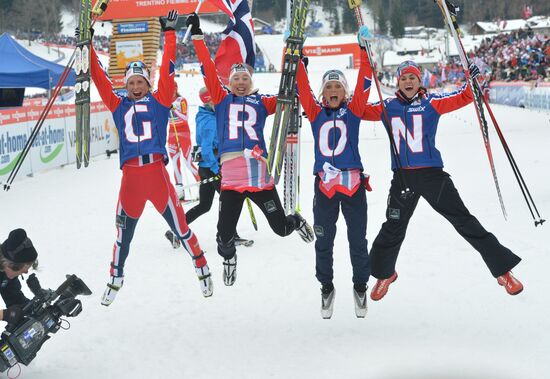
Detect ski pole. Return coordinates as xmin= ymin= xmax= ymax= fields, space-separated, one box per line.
xmin=246 ymin=198 xmax=258 ymax=231
xmin=180 ymin=174 xmax=221 ymax=190
xmin=3 ymin=54 xmax=75 ymax=191
xmin=182 ymin=0 xmax=204 ymax=44
xmin=347 ymin=0 xmax=412 ymax=198
xmin=435 ymin=0 xmax=544 ymax=226
xmin=3 ymin=3 xmax=110 ymax=191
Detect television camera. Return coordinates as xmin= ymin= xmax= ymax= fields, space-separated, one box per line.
xmin=0 ymin=273 xmax=92 ymax=372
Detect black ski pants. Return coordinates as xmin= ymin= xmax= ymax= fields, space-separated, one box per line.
xmin=217 ymin=187 xmax=296 ymax=259
xmin=313 ymin=178 xmax=370 ymax=285
xmin=185 ymin=167 xmax=220 ymax=224
xmin=370 ymin=168 xmax=521 ymax=279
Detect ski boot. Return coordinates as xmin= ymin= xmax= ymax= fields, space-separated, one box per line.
xmin=497 ymin=271 xmax=523 ymax=295
xmin=321 ymin=283 xmax=335 ymax=319
xmin=223 ymin=255 xmax=237 ymax=286
xmin=353 ymin=283 xmax=368 ymax=318
xmin=165 ymin=230 xmax=181 ymax=249
xmin=196 ymin=264 xmax=213 ymax=297
xmin=101 ymin=276 xmax=124 ymax=306
xmin=292 ymin=212 xmax=315 ymax=243
xmin=370 ymin=272 xmax=398 ymax=301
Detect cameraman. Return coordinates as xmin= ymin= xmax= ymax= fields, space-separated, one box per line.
xmin=0 ymin=229 xmax=37 ymax=326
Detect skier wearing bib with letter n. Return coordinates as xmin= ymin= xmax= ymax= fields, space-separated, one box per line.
xmin=362 ymin=60 xmax=523 ymax=301
xmin=88 ymin=10 xmax=213 ymax=305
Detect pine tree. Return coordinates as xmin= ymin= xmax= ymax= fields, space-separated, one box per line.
xmin=390 ymin=0 xmax=405 ymax=38
xmin=377 ymin=2 xmax=388 ymax=35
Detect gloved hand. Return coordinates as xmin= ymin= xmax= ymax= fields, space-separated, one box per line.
xmin=2 ymin=305 xmax=23 ymax=324
xmin=160 ymin=9 xmax=178 ymax=32
xmin=300 ymin=50 xmax=309 ymax=70
xmin=357 ymin=25 xmax=371 ymax=47
xmin=186 ymin=13 xmax=203 ymax=36
xmin=468 ymin=63 xmax=481 ymax=80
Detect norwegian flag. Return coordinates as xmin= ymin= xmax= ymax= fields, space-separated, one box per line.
xmin=208 ymin=0 xmax=256 ymax=84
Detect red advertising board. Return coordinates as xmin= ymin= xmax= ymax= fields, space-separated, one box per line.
xmin=302 ymin=43 xmax=362 ymax=69
xmin=97 ymin=0 xmax=220 ymax=20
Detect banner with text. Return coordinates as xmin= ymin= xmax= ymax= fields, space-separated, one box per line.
xmin=0 ymin=102 xmax=118 ymax=185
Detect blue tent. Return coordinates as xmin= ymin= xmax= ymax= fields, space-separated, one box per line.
xmin=0 ymin=33 xmax=75 ymax=89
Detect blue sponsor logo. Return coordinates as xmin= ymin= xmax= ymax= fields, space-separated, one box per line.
xmin=118 ymin=22 xmax=149 ymax=34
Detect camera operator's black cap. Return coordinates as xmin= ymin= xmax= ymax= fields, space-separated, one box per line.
xmin=1 ymin=228 xmax=38 ymax=263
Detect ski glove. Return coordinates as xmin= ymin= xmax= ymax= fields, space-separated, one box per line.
xmin=468 ymin=63 xmax=481 ymax=80
xmin=357 ymin=25 xmax=371 ymax=47
xmin=2 ymin=305 xmax=23 ymax=325
xmin=186 ymin=13 xmax=203 ymax=36
xmin=160 ymin=9 xmax=178 ymax=32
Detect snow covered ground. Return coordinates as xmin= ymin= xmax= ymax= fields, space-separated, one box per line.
xmin=2 ymin=47 xmax=550 ymax=379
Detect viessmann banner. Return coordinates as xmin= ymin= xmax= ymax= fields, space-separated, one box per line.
xmin=97 ymin=0 xmax=220 ymax=19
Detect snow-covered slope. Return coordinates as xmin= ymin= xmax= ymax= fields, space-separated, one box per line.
xmin=1 ymin=48 xmax=549 ymax=378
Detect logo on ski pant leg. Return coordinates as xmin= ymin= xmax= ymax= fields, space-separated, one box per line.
xmin=116 ymin=215 xmax=127 ymax=228
xmin=314 ymin=225 xmax=324 ymax=237
xmin=388 ymin=208 xmax=400 ymax=220
xmin=264 ymin=200 xmax=277 ymax=213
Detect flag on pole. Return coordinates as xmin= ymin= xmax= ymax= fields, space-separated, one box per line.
xmin=207 ymin=0 xmax=256 ymax=84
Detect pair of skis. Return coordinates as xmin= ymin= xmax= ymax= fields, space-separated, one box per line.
xmin=75 ymin=0 xmax=106 ymax=168
xmin=435 ymin=0 xmax=544 ymax=227
xmin=267 ymin=0 xmax=310 ymax=187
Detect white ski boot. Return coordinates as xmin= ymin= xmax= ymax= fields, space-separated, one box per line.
xmin=353 ymin=287 xmax=368 ymax=318
xmin=223 ymin=255 xmax=237 ymax=286
xmin=196 ymin=264 xmax=213 ymax=297
xmin=101 ymin=276 xmax=124 ymax=306
xmin=293 ymin=212 xmax=315 ymax=243
xmin=321 ymin=284 xmax=335 ymax=319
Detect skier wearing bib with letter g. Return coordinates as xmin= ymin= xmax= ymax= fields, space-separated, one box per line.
xmin=362 ymin=60 xmax=522 ymax=301
xmin=296 ymin=26 xmax=373 ymax=319
xmin=89 ymin=10 xmax=213 ymax=305
xmin=187 ymin=13 xmax=314 ymax=287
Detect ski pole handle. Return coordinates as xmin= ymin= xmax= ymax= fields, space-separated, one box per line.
xmin=183 ymin=0 xmax=204 ymax=44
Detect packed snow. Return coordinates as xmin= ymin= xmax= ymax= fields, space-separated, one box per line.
xmin=1 ymin=36 xmax=550 ymax=379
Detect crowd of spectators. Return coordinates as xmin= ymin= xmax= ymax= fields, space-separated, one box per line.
xmin=174 ymin=32 xmax=268 ymax=72
xmin=16 ymin=32 xmax=111 ymax=53
xmin=381 ymin=28 xmax=549 ymax=90
xmin=469 ymin=29 xmax=549 ymax=83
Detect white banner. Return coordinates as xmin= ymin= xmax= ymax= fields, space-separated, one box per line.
xmin=0 ymin=102 xmax=118 ymax=185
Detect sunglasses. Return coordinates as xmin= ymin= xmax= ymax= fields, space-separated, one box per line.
xmin=230 ymin=63 xmax=247 ymax=70
xmin=125 ymin=61 xmax=148 ymax=71
xmin=323 ymin=69 xmax=344 ymax=80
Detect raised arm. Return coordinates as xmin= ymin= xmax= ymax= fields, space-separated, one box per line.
xmin=296 ymin=59 xmax=322 ymax=121
xmin=348 ymin=48 xmax=373 ymax=117
xmin=153 ymin=29 xmax=177 ymax=107
xmin=90 ymin=45 xmax=121 ymax=112
xmin=430 ymin=82 xmax=474 ymax=115
xmin=361 ymin=101 xmax=384 ymax=122
xmin=187 ymin=13 xmax=228 ymax=105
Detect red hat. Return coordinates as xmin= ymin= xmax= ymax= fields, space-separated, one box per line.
xmin=199 ymin=89 xmax=212 ymax=104
xmin=396 ymin=60 xmax=421 ymax=82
